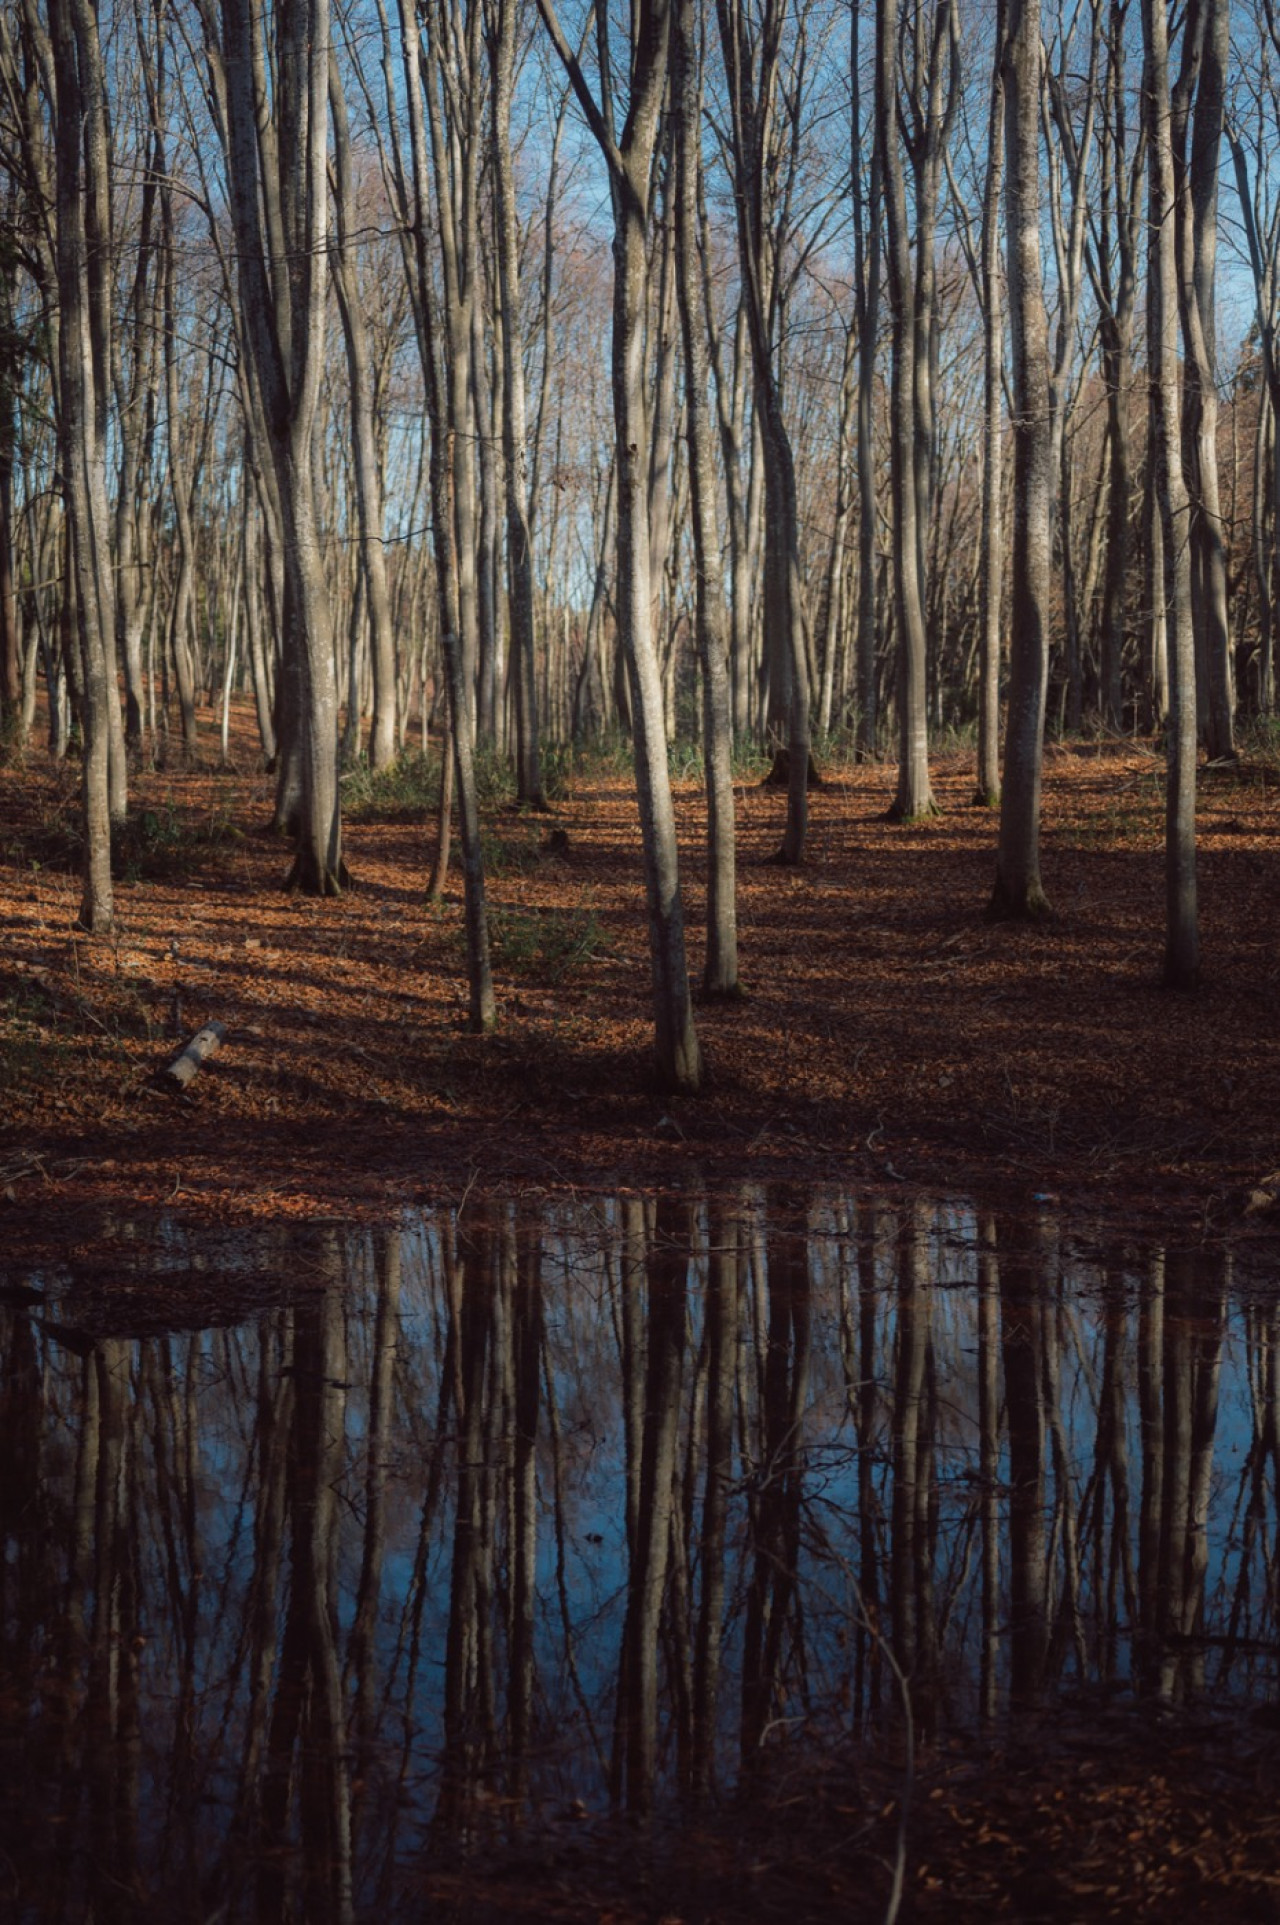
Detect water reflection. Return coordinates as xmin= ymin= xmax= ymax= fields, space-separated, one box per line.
xmin=1 ymin=1195 xmax=1277 ymax=1919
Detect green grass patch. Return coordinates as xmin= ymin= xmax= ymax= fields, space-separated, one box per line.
xmin=342 ymin=750 xmax=443 ymax=822
xmin=486 ymin=905 xmax=609 ymax=983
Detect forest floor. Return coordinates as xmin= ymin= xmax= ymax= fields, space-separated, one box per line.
xmin=4 ymin=707 xmax=1280 ymax=1919
xmin=1 ymin=707 xmax=1279 ymax=1260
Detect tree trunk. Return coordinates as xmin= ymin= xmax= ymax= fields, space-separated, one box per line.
xmin=877 ymin=0 xmax=938 ymax=819
xmin=674 ymin=0 xmax=738 ymax=997
xmin=974 ymin=0 xmax=1005 ymax=807
xmin=1172 ymin=0 xmax=1233 ymax=763
xmin=1144 ymin=0 xmax=1199 ymax=987
xmin=49 ymin=0 xmax=115 ymax=932
xmin=329 ymin=55 xmax=397 ymax=771
xmin=219 ymin=0 xmax=346 ymax=895
xmin=990 ymin=0 xmax=1052 ymax=919
xmin=489 ymin=0 xmax=546 ymax=806
xmin=537 ymin=0 xmax=702 ymax=1092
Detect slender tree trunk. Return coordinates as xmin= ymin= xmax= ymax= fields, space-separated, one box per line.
xmin=1144 ymin=0 xmax=1199 ymax=986
xmin=877 ymin=0 xmax=937 ymax=818
xmin=489 ymin=0 xmax=546 ymax=807
xmin=674 ymin=0 xmax=738 ymax=996
xmin=990 ymin=0 xmax=1052 ymax=919
xmin=329 ymin=55 xmax=397 ymax=770
xmin=537 ymin=0 xmax=702 ymax=1092
xmin=852 ymin=0 xmax=881 ymax=760
xmin=974 ymin=0 xmax=1005 ymax=807
xmin=219 ymin=0 xmax=347 ymax=895
xmin=49 ymin=0 xmax=115 ymax=931
xmin=1173 ymin=0 xmax=1234 ymax=763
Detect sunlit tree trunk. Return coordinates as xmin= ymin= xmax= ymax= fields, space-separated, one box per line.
xmin=1172 ymin=0 xmax=1234 ymax=763
xmin=877 ymin=0 xmax=937 ymax=818
xmin=974 ymin=0 xmax=1005 ymax=807
xmin=488 ymin=0 xmax=546 ymax=807
xmin=674 ymin=0 xmax=738 ymax=996
xmin=852 ymin=0 xmax=881 ymax=761
xmin=328 ymin=56 xmax=397 ymax=771
xmin=220 ymin=0 xmax=346 ymax=894
xmin=1144 ymin=0 xmax=1199 ymax=987
xmin=537 ymin=0 xmax=702 ymax=1092
xmin=49 ymin=0 xmax=116 ymax=931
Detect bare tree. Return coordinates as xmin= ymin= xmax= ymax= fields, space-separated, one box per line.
xmin=48 ymin=0 xmax=116 ymax=930
xmin=1172 ymin=0 xmax=1235 ymax=762
xmin=714 ymin=0 xmax=813 ymax=861
xmin=673 ymin=0 xmax=739 ymax=996
xmin=218 ymin=0 xmax=347 ymax=893
xmin=1144 ymin=0 xmax=1200 ymax=986
xmin=328 ymin=55 xmax=397 ymax=771
xmin=990 ymin=0 xmax=1052 ymax=918
xmin=487 ymin=0 xmax=547 ymax=808
xmin=536 ymin=0 xmax=702 ymax=1091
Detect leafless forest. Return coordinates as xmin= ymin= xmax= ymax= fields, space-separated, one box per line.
xmin=1 ymin=0 xmax=1277 ymax=1079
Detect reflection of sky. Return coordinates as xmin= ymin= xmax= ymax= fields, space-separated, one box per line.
xmin=7 ymin=1198 xmax=1280 ymax=1901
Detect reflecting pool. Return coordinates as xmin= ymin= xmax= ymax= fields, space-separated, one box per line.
xmin=1 ymin=1194 xmax=1278 ymax=1920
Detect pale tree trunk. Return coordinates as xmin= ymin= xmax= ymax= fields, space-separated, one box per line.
xmin=877 ymin=0 xmax=938 ymax=818
xmin=1172 ymin=0 xmax=1234 ymax=762
xmin=488 ymin=0 xmax=546 ymax=807
xmin=1089 ymin=0 xmax=1143 ymax=731
xmin=111 ymin=32 xmax=162 ymax=759
xmin=393 ymin=0 xmax=494 ymax=1027
xmin=714 ymin=0 xmax=812 ymax=861
xmin=328 ymin=55 xmax=397 ymax=770
xmin=674 ymin=0 xmax=738 ymax=997
xmin=991 ymin=0 xmax=1052 ymax=918
xmin=818 ymin=329 xmax=856 ymax=738
xmin=161 ymin=163 xmax=200 ymax=757
xmin=49 ymin=0 xmax=115 ymax=931
xmin=0 ymin=369 xmax=20 ymax=737
xmin=218 ymin=0 xmax=346 ymax=895
xmin=472 ymin=296 xmax=501 ymax=745
xmin=852 ymin=0 xmax=881 ymax=760
xmin=1227 ymin=105 xmax=1280 ymax=718
xmin=537 ymin=0 xmax=702 ymax=1093
xmin=907 ymin=0 xmax=961 ymax=753
xmin=975 ymin=0 xmax=1005 ymax=806
xmin=1144 ymin=0 xmax=1199 ymax=987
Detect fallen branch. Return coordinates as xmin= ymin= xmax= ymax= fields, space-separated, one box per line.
xmin=163 ymin=1021 xmax=227 ymax=1089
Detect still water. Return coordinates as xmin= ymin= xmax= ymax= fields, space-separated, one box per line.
xmin=1 ymin=1193 xmax=1277 ymax=1920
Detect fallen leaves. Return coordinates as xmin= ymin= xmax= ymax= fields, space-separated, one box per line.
xmin=0 ymin=714 xmax=1278 ymax=1236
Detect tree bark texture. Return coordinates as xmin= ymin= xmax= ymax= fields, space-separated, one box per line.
xmin=1144 ymin=0 xmax=1199 ymax=987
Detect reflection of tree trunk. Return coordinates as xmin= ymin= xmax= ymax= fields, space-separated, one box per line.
xmin=741 ymin=1198 xmax=811 ymax=1761
xmin=510 ymin=1217 xmax=543 ymax=1795
xmin=348 ymin=1232 xmax=401 ymax=1784
xmin=854 ymin=1206 xmax=884 ymax=1723
xmin=890 ymin=1210 xmax=931 ymax=1709
xmin=237 ymin=1314 xmax=294 ymax=1844
xmin=998 ymin=1221 xmax=1047 ymax=1705
xmin=85 ymin=1341 xmax=140 ymax=1923
xmin=977 ymin=1216 xmax=1000 ymax=1719
xmin=693 ymin=1199 xmax=740 ymax=1797
xmin=1136 ymin=1252 xmax=1165 ymax=1691
xmin=1156 ymin=1249 xmax=1224 ymax=1700
xmin=259 ymin=1291 xmax=354 ymax=1925
xmin=1084 ymin=1269 xmax=1135 ymax=1684
xmin=614 ymin=1198 xmax=688 ymax=1815
xmin=439 ymin=1227 xmax=497 ymax=1833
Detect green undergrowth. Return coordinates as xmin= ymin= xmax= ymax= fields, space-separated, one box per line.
xmin=1 ymin=790 xmax=241 ymax=882
xmin=482 ymin=903 xmax=609 ymax=984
